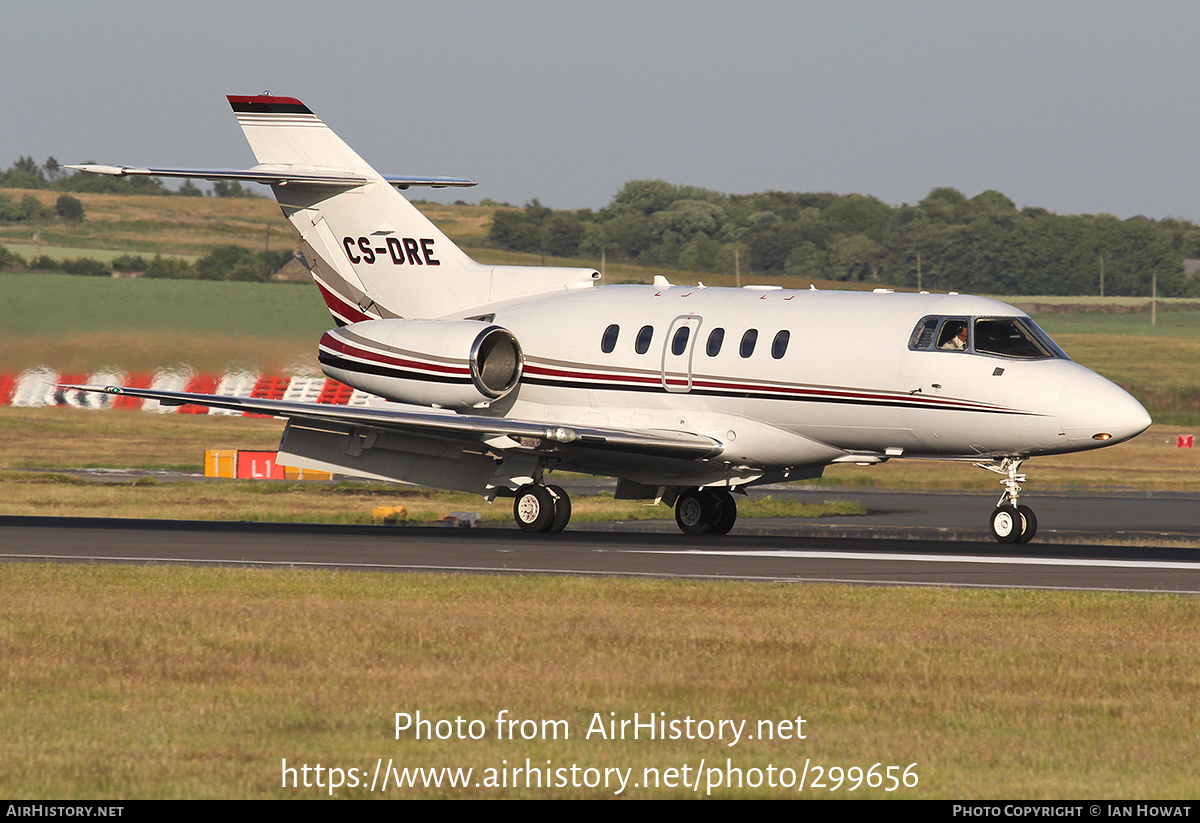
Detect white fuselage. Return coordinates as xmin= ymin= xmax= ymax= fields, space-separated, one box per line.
xmin=468 ymin=285 xmax=1149 ymax=481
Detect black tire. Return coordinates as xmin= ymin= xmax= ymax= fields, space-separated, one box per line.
xmin=711 ymin=489 xmax=737 ymax=535
xmin=1016 ymin=505 xmax=1038 ymax=544
xmin=514 ymin=484 xmax=555 ymax=533
xmin=675 ymin=488 xmax=717 ymax=535
xmin=546 ymin=485 xmax=572 ymax=533
xmin=990 ymin=505 xmax=1020 ymax=543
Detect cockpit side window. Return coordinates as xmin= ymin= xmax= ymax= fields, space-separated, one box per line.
xmin=936 ymin=319 xmax=970 ymax=351
xmin=909 ymin=317 xmax=939 ymax=349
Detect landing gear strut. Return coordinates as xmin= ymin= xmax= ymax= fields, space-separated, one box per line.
xmin=977 ymin=458 xmax=1037 ymax=544
xmin=674 ymin=487 xmax=737 ymax=535
xmin=513 ymin=484 xmax=572 ymax=533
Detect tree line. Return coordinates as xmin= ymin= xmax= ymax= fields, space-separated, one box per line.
xmin=0 ymin=156 xmax=260 ymax=198
xmin=488 ymin=181 xmax=1200 ymax=297
xmin=0 ymin=191 xmax=84 ymax=223
xmin=0 ymin=244 xmax=294 ymax=282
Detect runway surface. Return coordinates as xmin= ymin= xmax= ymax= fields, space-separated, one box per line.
xmin=4 ymin=499 xmax=1200 ymax=593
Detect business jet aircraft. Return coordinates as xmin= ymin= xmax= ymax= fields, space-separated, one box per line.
xmin=67 ymin=94 xmax=1151 ymax=543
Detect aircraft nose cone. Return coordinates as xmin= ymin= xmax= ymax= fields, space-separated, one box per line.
xmin=1058 ymin=370 xmax=1151 ymax=446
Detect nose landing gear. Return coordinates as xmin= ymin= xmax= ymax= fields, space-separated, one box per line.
xmin=978 ymin=458 xmax=1037 ymax=544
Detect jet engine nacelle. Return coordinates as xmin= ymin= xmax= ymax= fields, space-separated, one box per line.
xmin=318 ymin=319 xmax=523 ymax=409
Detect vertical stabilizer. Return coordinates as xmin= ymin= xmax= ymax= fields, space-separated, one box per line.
xmin=227 ymin=95 xmax=597 ymax=321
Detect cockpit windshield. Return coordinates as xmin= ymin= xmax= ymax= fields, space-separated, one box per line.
xmin=909 ymin=315 xmax=1069 ymax=360
xmin=974 ymin=318 xmax=1065 ymax=359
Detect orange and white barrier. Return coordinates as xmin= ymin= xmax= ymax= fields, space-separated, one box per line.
xmin=0 ymin=368 xmax=372 ymax=416
xmin=204 ymin=449 xmax=335 ymax=480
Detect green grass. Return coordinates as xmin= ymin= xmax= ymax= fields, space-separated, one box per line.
xmin=0 ymin=272 xmax=330 ymax=338
xmin=0 ymin=470 xmax=863 ymax=524
xmin=999 ymin=294 xmax=1200 ymax=306
xmin=5 ymin=176 xmax=1200 ymax=803
xmin=2 ymin=565 xmax=1197 ymax=799
xmin=1030 ymin=309 xmax=1200 ymax=337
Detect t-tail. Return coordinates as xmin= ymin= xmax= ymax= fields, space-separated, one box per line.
xmin=70 ymin=94 xmax=600 ymax=322
xmin=228 ymin=95 xmax=599 ymax=321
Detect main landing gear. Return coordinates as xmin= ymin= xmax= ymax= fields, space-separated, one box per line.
xmin=513 ymin=483 xmax=572 ymax=533
xmin=978 ymin=458 xmax=1037 ymax=544
xmin=674 ymin=487 xmax=738 ymax=535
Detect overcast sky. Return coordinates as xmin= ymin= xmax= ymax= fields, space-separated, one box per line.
xmin=5 ymin=1 xmax=1200 ymax=220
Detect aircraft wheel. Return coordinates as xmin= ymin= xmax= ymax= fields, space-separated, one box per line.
xmin=514 ymin=484 xmax=555 ymax=533
xmin=546 ymin=485 xmax=572 ymax=533
xmin=990 ymin=505 xmax=1021 ymax=544
xmin=711 ymin=489 xmax=738 ymax=535
xmin=1015 ymin=505 xmax=1038 ymax=544
xmin=675 ymin=488 xmax=718 ymax=535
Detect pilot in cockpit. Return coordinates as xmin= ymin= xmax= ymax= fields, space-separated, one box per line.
xmin=939 ymin=321 xmax=968 ymax=351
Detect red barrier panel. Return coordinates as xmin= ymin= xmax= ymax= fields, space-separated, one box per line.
xmin=246 ymin=375 xmax=290 ymax=417
xmin=317 ymin=378 xmax=355 ymax=405
xmin=178 ymin=373 xmax=220 ymax=414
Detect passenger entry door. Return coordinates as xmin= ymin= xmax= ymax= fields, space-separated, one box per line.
xmin=661 ymin=315 xmax=702 ymax=393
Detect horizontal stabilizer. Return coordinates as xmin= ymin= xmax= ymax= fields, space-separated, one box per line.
xmin=64 ymin=164 xmax=475 ymax=189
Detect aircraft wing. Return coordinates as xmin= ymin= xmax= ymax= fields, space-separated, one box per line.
xmin=62 ymin=385 xmax=723 ymax=461
xmin=64 ymin=165 xmax=476 ymax=189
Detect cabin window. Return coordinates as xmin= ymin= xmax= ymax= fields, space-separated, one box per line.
xmin=601 ymin=324 xmax=619 ymax=353
xmin=635 ymin=325 xmax=654 ymax=355
xmin=740 ymin=329 xmax=758 ymax=358
xmin=706 ymin=328 xmax=725 ymax=356
xmin=671 ymin=326 xmax=691 ymax=356
xmin=771 ymin=330 xmax=790 ymax=359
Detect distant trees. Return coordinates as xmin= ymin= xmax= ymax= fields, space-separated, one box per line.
xmin=0 ymin=155 xmax=261 ymax=198
xmin=485 ymin=179 xmax=1200 ymax=297
xmin=0 ymin=243 xmax=293 ymax=282
xmin=177 ymin=180 xmax=204 ymax=197
xmin=55 ymin=194 xmax=84 ymax=221
xmin=0 ymin=191 xmax=83 ymax=223
xmin=211 ymin=180 xmax=261 ymax=198
xmin=487 ymin=199 xmax=589 ymax=258
xmin=0 ymin=244 xmax=109 ymax=276
xmin=0 ymin=192 xmax=53 ymax=221
xmin=192 ymin=245 xmax=290 ymax=280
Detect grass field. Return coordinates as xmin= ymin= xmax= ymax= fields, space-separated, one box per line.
xmin=0 ymin=407 xmax=1194 ymax=526
xmin=0 ymin=407 xmax=864 ymax=523
xmin=2 ymin=565 xmax=1197 ymax=799
xmin=1 ymin=272 xmax=330 ymax=338
xmin=3 ymin=191 xmax=1199 ymax=800
xmin=0 ymin=469 xmax=863 ymax=525
xmin=1032 ymin=309 xmax=1200 ymax=338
